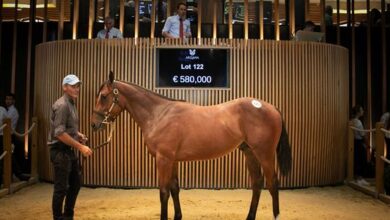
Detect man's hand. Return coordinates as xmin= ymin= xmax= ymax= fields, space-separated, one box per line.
xmin=57 ymin=132 xmax=92 ymax=157
xmin=80 ymin=145 xmax=93 ymax=157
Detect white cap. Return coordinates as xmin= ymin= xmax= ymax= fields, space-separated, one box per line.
xmin=62 ymin=74 xmax=82 ymax=85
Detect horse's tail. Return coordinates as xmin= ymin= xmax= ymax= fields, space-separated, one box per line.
xmin=277 ymin=116 xmax=292 ymax=176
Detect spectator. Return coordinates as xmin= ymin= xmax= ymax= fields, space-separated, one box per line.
xmin=370 ymin=8 xmax=381 ymax=26
xmin=380 ymin=111 xmax=390 ymax=160
xmin=5 ymin=93 xmax=18 ymax=133
xmin=162 ymin=2 xmax=191 ymax=39
xmin=325 ymin=5 xmax=333 ymax=26
xmin=294 ymin=21 xmax=324 ymax=42
xmin=97 ymin=17 xmax=123 ymax=39
xmin=4 ymin=93 xmax=29 ymax=182
xmin=0 ymin=103 xmax=7 ymax=187
xmin=351 ymin=105 xmax=370 ymax=186
xmin=303 ymin=20 xmax=316 ymax=32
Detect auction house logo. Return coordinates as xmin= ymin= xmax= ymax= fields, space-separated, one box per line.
xmin=185 ymin=49 xmax=199 ymax=60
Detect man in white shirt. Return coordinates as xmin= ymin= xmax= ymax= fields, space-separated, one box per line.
xmin=162 ymin=2 xmax=192 ymax=39
xmin=5 ymin=93 xmax=19 ymax=133
xmin=97 ymin=17 xmax=123 ymax=39
xmin=5 ymin=93 xmax=29 ymax=181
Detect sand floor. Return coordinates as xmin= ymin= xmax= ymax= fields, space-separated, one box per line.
xmin=0 ymin=183 xmax=389 ymax=220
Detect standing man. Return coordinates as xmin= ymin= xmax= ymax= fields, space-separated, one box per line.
xmin=0 ymin=104 xmax=7 ymax=187
xmin=48 ymin=74 xmax=92 ymax=220
xmin=162 ymin=2 xmax=192 ymax=39
xmin=97 ymin=17 xmax=123 ymax=39
xmin=5 ymin=93 xmax=19 ymax=134
xmin=5 ymin=93 xmax=29 ymax=181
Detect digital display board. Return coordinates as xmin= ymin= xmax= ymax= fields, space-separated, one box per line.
xmin=156 ymin=48 xmax=229 ymax=88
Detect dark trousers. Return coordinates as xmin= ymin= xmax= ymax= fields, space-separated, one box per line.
xmin=386 ymin=138 xmax=390 ymax=160
xmin=354 ymin=139 xmax=367 ymax=177
xmin=50 ymin=143 xmax=81 ymax=220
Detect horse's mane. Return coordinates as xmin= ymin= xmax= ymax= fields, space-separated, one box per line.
xmin=116 ymin=80 xmax=184 ymax=102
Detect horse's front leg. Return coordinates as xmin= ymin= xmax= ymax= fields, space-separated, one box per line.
xmin=170 ymin=162 xmax=182 ymax=220
xmin=157 ymin=154 xmax=174 ymax=220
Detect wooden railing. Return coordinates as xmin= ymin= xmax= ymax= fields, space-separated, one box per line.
xmin=0 ymin=117 xmax=39 ymax=196
xmin=347 ymin=121 xmax=390 ymax=203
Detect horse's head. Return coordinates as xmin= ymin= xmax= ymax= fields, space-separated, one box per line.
xmin=91 ymin=71 xmax=124 ymax=131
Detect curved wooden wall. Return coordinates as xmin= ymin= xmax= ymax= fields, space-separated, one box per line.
xmin=34 ymin=38 xmax=349 ymax=189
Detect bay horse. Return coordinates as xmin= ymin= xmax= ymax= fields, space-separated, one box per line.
xmin=91 ymin=72 xmax=292 ymax=220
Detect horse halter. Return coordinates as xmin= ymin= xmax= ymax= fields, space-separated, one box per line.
xmin=94 ymin=85 xmax=121 ymax=125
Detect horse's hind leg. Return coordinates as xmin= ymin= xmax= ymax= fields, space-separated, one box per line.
xmin=239 ymin=143 xmax=264 ymax=220
xmin=170 ymin=162 xmax=182 ymax=220
xmin=256 ymin=152 xmax=280 ymax=219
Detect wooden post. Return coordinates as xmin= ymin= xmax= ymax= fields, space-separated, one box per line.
xmin=135 ymin=0 xmax=139 ymax=40
xmin=120 ymin=0 xmax=125 ymax=34
xmin=289 ymin=0 xmax=295 ymax=38
xmin=228 ymin=0 xmax=232 ymax=39
xmin=259 ymin=0 xmax=264 ymax=40
xmin=72 ymin=0 xmax=80 ymax=39
xmin=58 ymin=0 xmax=64 ymax=40
xmin=2 ymin=118 xmax=12 ymax=191
xmin=375 ymin=122 xmax=385 ymax=194
xmin=244 ymin=0 xmax=248 ymax=40
xmin=381 ymin=0 xmax=387 ymax=113
xmin=197 ymin=0 xmax=202 ymax=42
xmin=274 ymin=0 xmax=279 ymax=40
xmin=347 ymin=121 xmax=354 ymax=181
xmin=31 ymin=117 xmax=39 ymax=181
xmin=150 ymin=0 xmax=156 ymax=39
xmin=88 ymin=0 xmax=95 ymax=39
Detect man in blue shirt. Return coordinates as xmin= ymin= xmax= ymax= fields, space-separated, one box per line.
xmin=162 ymin=2 xmax=191 ymax=39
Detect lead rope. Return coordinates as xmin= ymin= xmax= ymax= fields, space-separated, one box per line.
xmin=80 ymin=123 xmax=115 ymax=174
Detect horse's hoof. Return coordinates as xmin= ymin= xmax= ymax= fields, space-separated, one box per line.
xmin=274 ymin=214 xmax=280 ymax=220
xmin=174 ymin=214 xmax=182 ymax=220
xmin=246 ymin=213 xmax=256 ymax=220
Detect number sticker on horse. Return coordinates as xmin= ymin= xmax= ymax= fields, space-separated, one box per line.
xmin=251 ymin=100 xmax=262 ymax=108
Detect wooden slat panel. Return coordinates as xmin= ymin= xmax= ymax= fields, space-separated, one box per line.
xmin=34 ymin=38 xmax=349 ymax=189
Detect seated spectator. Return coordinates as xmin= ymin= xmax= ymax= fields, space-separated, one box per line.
xmin=303 ymin=20 xmax=316 ymax=32
xmin=294 ymin=21 xmax=324 ymax=42
xmin=97 ymin=17 xmax=123 ymax=39
xmin=351 ymin=105 xmax=370 ymax=186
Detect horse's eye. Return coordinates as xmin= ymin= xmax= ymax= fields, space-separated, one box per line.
xmin=101 ymin=95 xmax=107 ymax=101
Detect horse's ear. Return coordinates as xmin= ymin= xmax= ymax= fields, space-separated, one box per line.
xmin=109 ymin=71 xmax=115 ymax=84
